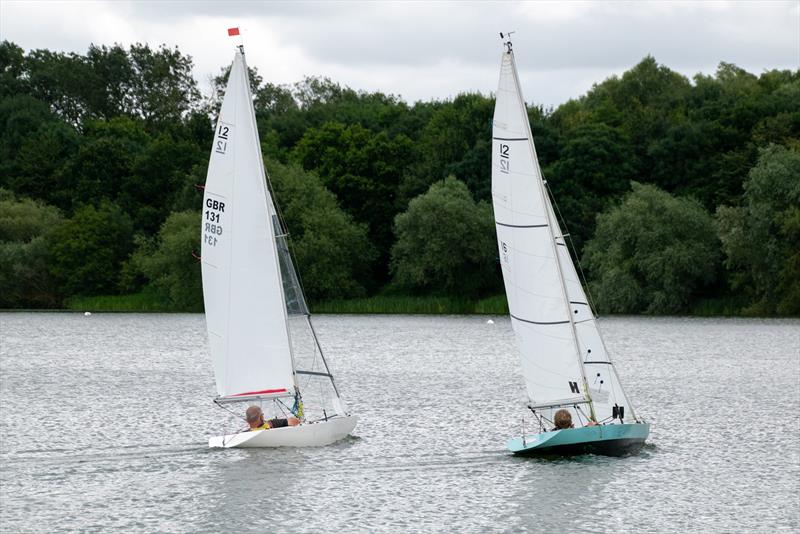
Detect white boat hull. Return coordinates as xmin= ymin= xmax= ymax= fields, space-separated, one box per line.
xmin=208 ymin=415 xmax=358 ymax=448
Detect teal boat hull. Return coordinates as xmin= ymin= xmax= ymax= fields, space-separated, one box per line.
xmin=507 ymin=423 xmax=650 ymax=457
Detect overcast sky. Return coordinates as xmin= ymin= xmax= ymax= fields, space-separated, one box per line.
xmin=1 ymin=0 xmax=798 ymax=107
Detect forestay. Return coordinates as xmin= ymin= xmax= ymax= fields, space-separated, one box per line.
xmin=201 ymin=49 xmax=296 ymax=401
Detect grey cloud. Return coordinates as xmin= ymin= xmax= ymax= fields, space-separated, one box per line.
xmin=276 ymin=1 xmax=798 ymax=71
xmin=2 ymin=0 xmax=797 ymax=108
xmin=115 ymin=1 xmax=799 ymax=71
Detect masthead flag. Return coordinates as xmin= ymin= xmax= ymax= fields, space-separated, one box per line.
xmin=228 ymin=27 xmax=240 ymax=36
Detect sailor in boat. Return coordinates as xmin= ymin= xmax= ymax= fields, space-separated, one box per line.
xmin=553 ymin=409 xmax=574 ymax=430
xmin=245 ymin=405 xmax=299 ymax=432
xmin=551 ymin=409 xmax=599 ymax=432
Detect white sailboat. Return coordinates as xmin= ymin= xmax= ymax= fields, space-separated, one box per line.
xmin=492 ymin=37 xmax=649 ymax=455
xmin=201 ymin=45 xmax=357 ymax=448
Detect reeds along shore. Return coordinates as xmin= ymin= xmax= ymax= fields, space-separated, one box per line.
xmin=59 ymin=292 xmax=769 ymax=317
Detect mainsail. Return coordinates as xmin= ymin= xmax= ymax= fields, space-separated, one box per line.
xmin=492 ymin=46 xmax=638 ymax=425
xmin=201 ymin=49 xmax=296 ymax=402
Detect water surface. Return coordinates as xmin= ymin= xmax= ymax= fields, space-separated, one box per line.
xmin=1 ymin=313 xmax=798 ymax=532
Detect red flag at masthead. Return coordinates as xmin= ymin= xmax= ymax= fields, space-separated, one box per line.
xmin=228 ymin=27 xmax=240 ymax=36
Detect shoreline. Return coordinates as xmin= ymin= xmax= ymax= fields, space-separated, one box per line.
xmin=0 ymin=294 xmax=793 ymax=318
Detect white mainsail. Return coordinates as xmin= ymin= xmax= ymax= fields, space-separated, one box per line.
xmin=492 ymin=47 xmax=637 ymax=425
xmin=201 ymin=49 xmax=296 ymax=401
xmin=492 ymin=49 xmax=588 ymax=410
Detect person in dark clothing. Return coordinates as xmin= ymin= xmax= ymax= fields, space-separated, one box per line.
xmin=246 ymin=405 xmax=300 ymax=431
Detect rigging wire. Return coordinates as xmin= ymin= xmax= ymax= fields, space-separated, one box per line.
xmin=543 ymin=180 xmax=601 ymax=318
xmin=263 ymin=165 xmax=339 ymax=407
xmin=263 ymin=166 xmax=311 ymax=315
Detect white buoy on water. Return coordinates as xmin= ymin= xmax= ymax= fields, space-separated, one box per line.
xmin=84 ymin=312 xmax=92 ymax=316
xmin=486 ymin=319 xmax=494 ymax=324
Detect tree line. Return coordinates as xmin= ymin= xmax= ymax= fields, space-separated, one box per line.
xmin=0 ymin=40 xmax=797 ymax=315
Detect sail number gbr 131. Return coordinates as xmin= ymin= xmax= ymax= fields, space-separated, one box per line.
xmin=204 ymin=198 xmax=225 ymax=247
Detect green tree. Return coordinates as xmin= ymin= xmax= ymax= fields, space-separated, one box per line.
xmin=56 ymin=117 xmax=149 ymax=211
xmin=401 ymin=93 xmax=493 ymax=203
xmin=11 ymin=121 xmax=80 ymax=203
xmin=292 ymin=122 xmax=413 ymax=286
xmin=24 ymin=48 xmax=92 ymax=127
xmin=583 ymin=183 xmax=721 ymax=313
xmin=83 ymin=44 xmax=135 ymax=119
xmin=121 ymin=133 xmax=204 ymax=234
xmin=717 ymin=145 xmax=800 ymax=314
xmin=129 ymin=211 xmax=203 ymax=310
xmin=545 ymin=122 xmax=636 ymax=252
xmin=0 ymin=40 xmax=28 ymax=98
xmin=391 ymin=177 xmax=497 ymax=296
xmin=48 ymin=201 xmax=134 ymax=296
xmin=291 ymin=76 xmax=409 ymax=135
xmin=21 ymin=42 xmax=199 ymax=128
xmin=0 ymin=190 xmax=63 ymax=307
xmin=268 ymin=161 xmax=375 ymax=300
xmin=0 ymin=95 xmax=57 ymax=180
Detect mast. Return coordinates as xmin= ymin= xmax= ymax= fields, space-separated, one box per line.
xmin=256 ymin=61 xmax=341 ymax=409
xmin=239 ymin=45 xmax=302 ymax=400
xmin=493 ymin=36 xmax=642 ymax=427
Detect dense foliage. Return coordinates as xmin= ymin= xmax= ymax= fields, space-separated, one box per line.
xmin=124 ymin=210 xmax=202 ymax=311
xmin=391 ymin=177 xmax=497 ymax=296
xmin=267 ymin=161 xmax=375 ymax=300
xmin=583 ymin=183 xmax=721 ymax=313
xmin=47 ymin=201 xmax=135 ymax=297
xmin=0 ymin=40 xmax=797 ymax=314
xmin=717 ymin=146 xmax=800 ymax=315
xmin=0 ymin=189 xmax=62 ymax=307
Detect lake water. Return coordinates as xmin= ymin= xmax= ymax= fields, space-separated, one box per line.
xmin=1 ymin=313 xmax=798 ymax=533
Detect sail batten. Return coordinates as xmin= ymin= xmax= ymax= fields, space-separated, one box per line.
xmin=495 ymin=222 xmax=548 ymax=229
xmin=510 ymin=315 xmax=570 ymax=326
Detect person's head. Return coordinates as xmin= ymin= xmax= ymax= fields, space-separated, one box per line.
xmin=554 ymin=409 xmax=573 ymax=430
xmin=246 ymin=405 xmax=264 ymax=428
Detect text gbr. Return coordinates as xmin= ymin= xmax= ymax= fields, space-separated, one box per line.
xmin=204 ymin=198 xmax=225 ymax=246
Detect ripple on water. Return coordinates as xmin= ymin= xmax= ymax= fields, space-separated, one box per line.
xmin=1 ymin=313 xmax=798 ymax=533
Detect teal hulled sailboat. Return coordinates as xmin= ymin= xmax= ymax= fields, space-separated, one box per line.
xmin=491 ymin=38 xmax=649 ymax=456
